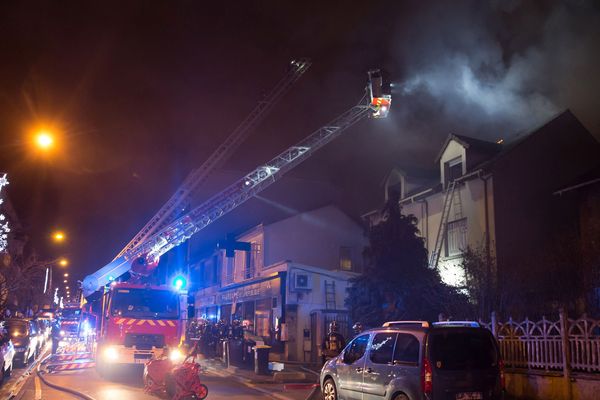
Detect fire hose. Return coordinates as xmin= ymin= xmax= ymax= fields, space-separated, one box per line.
xmin=36 ymin=354 xmax=97 ymax=400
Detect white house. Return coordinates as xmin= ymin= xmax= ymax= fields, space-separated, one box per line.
xmin=192 ymin=204 xmax=367 ymax=362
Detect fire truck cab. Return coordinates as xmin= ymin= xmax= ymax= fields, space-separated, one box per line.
xmin=96 ymin=282 xmax=185 ymax=372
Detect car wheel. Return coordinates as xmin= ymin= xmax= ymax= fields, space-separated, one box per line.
xmin=323 ymin=378 xmax=337 ymax=400
xmin=393 ymin=394 xmax=409 ymax=400
xmin=197 ymin=383 xmax=208 ymax=399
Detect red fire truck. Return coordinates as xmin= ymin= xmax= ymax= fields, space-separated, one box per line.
xmin=95 ymin=282 xmax=186 ymax=373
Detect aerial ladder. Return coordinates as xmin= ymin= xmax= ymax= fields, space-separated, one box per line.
xmin=82 ymin=69 xmax=391 ymax=297
xmin=114 ymin=59 xmax=311 ymax=259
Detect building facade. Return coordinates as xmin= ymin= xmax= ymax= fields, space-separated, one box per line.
xmin=192 ymin=205 xmax=367 ymax=361
xmin=364 ymin=111 xmax=600 ymax=297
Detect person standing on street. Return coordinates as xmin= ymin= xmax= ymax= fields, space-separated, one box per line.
xmin=51 ymin=319 xmax=61 ymax=354
xmin=321 ymin=321 xmax=345 ymax=365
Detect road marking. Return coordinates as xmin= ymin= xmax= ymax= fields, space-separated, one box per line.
xmin=34 ymin=376 xmax=42 ymax=400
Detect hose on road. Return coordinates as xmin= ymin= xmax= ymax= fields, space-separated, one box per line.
xmin=36 ymin=355 xmax=97 ymax=400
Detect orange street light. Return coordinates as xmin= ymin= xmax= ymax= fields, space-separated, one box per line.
xmin=64 ymin=273 xmax=69 ymax=277
xmin=58 ymin=258 xmax=68 ymax=267
xmin=34 ymin=130 xmax=55 ymax=151
xmin=65 ymin=286 xmax=70 ymax=289
xmin=63 ymin=280 xmax=67 ymax=283
xmin=52 ymin=231 xmax=66 ymax=243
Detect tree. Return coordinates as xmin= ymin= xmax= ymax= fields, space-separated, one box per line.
xmin=460 ymin=244 xmax=497 ymax=317
xmin=0 ymin=253 xmax=50 ymax=315
xmin=346 ymin=194 xmax=468 ymax=327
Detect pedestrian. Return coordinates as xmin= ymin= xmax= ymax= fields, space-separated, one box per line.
xmin=51 ymin=319 xmax=61 ymax=354
xmin=352 ymin=322 xmax=364 ymax=337
xmin=321 ymin=321 xmax=346 ymax=365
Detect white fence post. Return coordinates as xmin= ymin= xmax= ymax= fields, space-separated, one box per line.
xmin=559 ymin=308 xmax=573 ymax=400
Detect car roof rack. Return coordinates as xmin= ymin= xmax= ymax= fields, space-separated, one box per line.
xmin=382 ymin=321 xmax=430 ymax=328
xmin=432 ymin=321 xmax=481 ymax=328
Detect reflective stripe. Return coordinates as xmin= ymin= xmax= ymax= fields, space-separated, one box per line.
xmin=167 ymin=321 xmax=176 ymax=327
xmin=136 ymin=320 xmax=145 ymax=326
xmin=157 ymin=320 xmax=166 ymax=327
xmin=147 ymin=320 xmax=156 ymax=326
xmin=127 ymin=319 xmax=136 ymax=325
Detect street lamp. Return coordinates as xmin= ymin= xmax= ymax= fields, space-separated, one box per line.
xmin=34 ymin=130 xmax=55 ymax=151
xmin=59 ymin=258 xmax=68 ymax=267
xmin=52 ymin=231 xmax=66 ymax=243
xmin=64 ymin=273 xmax=69 ymax=277
xmin=63 ymin=279 xmax=67 ymax=283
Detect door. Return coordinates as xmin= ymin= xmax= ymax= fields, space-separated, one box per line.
xmin=337 ymin=334 xmax=370 ymax=400
xmin=364 ymin=332 xmax=422 ymax=400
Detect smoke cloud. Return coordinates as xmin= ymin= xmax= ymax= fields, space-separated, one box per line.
xmin=387 ymin=0 xmax=600 ymax=146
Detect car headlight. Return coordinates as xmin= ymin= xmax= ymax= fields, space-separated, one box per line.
xmin=60 ymin=330 xmax=65 ymax=336
xmin=169 ymin=348 xmax=184 ymax=363
xmin=103 ymin=346 xmax=119 ymax=362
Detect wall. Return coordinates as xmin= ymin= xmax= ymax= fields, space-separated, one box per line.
xmin=263 ymin=205 xmax=366 ymax=273
xmin=506 ymin=371 xmax=600 ymax=400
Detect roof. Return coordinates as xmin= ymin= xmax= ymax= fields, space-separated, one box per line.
xmin=434 ymin=133 xmax=502 ymax=164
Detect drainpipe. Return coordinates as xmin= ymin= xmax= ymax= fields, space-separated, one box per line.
xmin=418 ymin=199 xmax=429 ymax=251
xmin=480 ymin=173 xmax=492 ymax=312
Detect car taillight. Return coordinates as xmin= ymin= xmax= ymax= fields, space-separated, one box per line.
xmin=499 ymin=358 xmax=506 ymax=389
xmin=422 ymin=358 xmax=433 ymax=394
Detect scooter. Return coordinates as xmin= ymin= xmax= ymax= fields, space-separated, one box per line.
xmin=144 ymin=341 xmax=208 ymax=400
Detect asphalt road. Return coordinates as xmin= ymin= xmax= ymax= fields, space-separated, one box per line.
xmin=6 ymin=362 xmax=297 ymax=400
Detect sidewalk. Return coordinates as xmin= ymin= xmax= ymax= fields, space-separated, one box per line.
xmin=199 ymin=356 xmax=323 ymax=400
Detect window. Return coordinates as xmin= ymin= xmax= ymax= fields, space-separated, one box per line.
xmin=370 ymin=333 xmax=397 ymax=364
xmin=445 ymin=157 xmax=463 ymax=186
xmin=340 ymin=246 xmax=352 ymax=270
xmin=343 ymin=334 xmax=369 ymax=365
xmin=430 ymin=330 xmax=498 ymax=370
xmin=393 ymin=333 xmax=420 ymax=364
xmin=445 ymin=218 xmax=467 ymax=257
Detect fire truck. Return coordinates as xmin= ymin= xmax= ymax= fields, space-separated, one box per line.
xmin=82 ymin=62 xmax=390 ymax=372
xmin=95 ymin=283 xmax=185 ymax=372
xmin=57 ymin=305 xmax=96 ymax=346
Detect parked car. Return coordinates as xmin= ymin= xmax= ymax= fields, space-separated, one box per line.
xmin=0 ymin=322 xmax=15 ymax=383
xmin=5 ymin=319 xmax=38 ymax=367
xmin=320 ymin=321 xmax=505 ymax=400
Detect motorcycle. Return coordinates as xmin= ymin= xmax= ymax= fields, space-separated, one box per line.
xmin=144 ymin=342 xmax=208 ymax=400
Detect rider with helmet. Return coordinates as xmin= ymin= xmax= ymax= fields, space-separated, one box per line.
xmin=321 ymin=321 xmax=346 ymax=365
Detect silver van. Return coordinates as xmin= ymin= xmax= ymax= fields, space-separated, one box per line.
xmin=320 ymin=321 xmax=504 ymax=400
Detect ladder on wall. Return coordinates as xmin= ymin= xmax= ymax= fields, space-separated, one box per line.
xmin=325 ymin=281 xmax=336 ymax=310
xmin=429 ymin=180 xmax=459 ymax=269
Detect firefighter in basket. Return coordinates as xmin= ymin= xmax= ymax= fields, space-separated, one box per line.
xmin=321 ymin=321 xmax=345 ymax=365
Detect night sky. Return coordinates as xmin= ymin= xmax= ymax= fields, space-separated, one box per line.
xmin=0 ymin=1 xmax=599 ymax=283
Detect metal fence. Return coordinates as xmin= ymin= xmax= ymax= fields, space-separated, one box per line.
xmin=479 ymin=311 xmax=600 ymax=374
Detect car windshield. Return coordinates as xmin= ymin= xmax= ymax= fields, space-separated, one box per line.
xmin=61 ymin=308 xmax=82 ymax=320
xmin=110 ymin=288 xmax=179 ymax=319
xmin=430 ymin=329 xmax=498 ymax=370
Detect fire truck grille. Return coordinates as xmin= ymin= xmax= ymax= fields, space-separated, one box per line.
xmin=124 ymin=334 xmax=165 ymax=350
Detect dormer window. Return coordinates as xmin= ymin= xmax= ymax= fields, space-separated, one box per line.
xmin=445 ymin=156 xmax=463 ymax=186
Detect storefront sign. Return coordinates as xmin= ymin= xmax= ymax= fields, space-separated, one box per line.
xmin=218 ymin=277 xmax=280 ymax=304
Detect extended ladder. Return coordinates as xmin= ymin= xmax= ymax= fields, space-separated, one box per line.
xmin=325 ymin=281 xmax=336 ymax=310
xmin=429 ymin=180 xmax=457 ymax=269
xmin=83 ymin=69 xmax=391 ymax=296
xmin=115 ymin=59 xmax=311 ymax=259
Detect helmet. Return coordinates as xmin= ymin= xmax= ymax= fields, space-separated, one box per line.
xmin=352 ymin=322 xmax=363 ymax=334
xmin=329 ymin=321 xmax=339 ymax=333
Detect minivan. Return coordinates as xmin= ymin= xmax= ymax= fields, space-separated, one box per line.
xmin=320 ymin=321 xmax=504 ymax=400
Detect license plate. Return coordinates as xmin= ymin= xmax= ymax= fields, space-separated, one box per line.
xmin=456 ymin=393 xmax=482 ymax=400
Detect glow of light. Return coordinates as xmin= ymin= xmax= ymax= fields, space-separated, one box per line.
xmin=59 ymin=258 xmax=68 ymax=267
xmin=35 ymin=131 xmax=54 ymax=150
xmin=53 ymin=231 xmax=65 ymax=242
xmin=63 ymin=280 xmax=67 ymax=283
xmin=64 ymin=273 xmax=69 ymax=277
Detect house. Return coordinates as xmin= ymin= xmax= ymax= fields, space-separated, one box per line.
xmin=364 ymin=111 xmax=600 ymax=303
xmin=192 ymin=204 xmax=367 ymax=362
